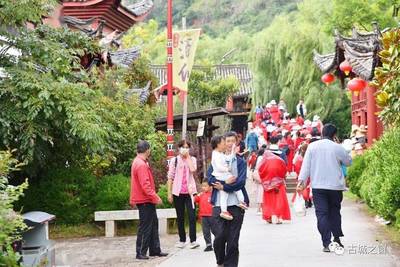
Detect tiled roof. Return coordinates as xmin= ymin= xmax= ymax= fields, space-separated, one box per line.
xmin=150 ymin=64 xmax=254 ymax=97
xmin=62 ymin=16 xmax=95 ymax=27
xmin=62 ymin=16 xmax=104 ymax=37
xmin=313 ymin=23 xmax=381 ymax=82
xmin=313 ymin=52 xmax=336 ymax=74
xmin=109 ymin=47 xmax=140 ymax=68
xmin=124 ymin=81 xmax=152 ymax=105
xmin=216 ymin=64 xmax=253 ymax=97
xmin=125 ymin=0 xmax=154 ymax=17
xmin=63 ymin=0 xmax=154 ymax=16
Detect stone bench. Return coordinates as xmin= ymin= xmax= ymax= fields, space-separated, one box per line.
xmin=94 ymin=208 xmax=177 ymax=238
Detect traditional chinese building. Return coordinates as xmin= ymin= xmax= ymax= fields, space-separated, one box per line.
xmin=62 ymin=0 xmax=153 ymax=33
xmin=40 ymin=0 xmax=154 ymax=69
xmin=313 ymin=23 xmax=384 ymax=145
xmin=151 ymin=63 xmax=254 ymax=135
xmin=220 ymin=64 xmax=253 ymax=135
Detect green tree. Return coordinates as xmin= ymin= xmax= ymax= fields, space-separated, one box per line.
xmin=0 ymin=25 xmax=107 ymax=176
xmin=0 ymin=151 xmax=28 ymax=266
xmin=372 ymin=28 xmax=400 ymax=127
xmin=122 ymin=19 xmax=166 ymax=62
xmin=253 ymin=0 xmax=394 ymax=125
xmin=188 ymin=69 xmax=239 ymax=109
xmin=325 ymin=0 xmax=397 ymax=34
xmin=0 ymin=0 xmax=55 ymax=26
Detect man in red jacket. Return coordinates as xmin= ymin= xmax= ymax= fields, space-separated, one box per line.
xmin=130 ymin=140 xmax=168 ymax=260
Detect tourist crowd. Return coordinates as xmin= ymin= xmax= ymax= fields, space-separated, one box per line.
xmin=129 ymin=98 xmax=367 ymax=266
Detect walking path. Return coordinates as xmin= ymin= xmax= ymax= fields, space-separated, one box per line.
xmin=158 ymin=194 xmax=400 ymax=267
xmin=55 ymin=177 xmax=400 ymax=267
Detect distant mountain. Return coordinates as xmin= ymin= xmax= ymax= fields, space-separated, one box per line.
xmin=123 ymin=0 xmax=300 ymax=36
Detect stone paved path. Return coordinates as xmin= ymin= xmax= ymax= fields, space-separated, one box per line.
xmin=55 ymin=178 xmax=400 ymax=267
xmin=55 ymin=234 xmax=177 ymax=267
xmin=158 ymin=195 xmax=400 ymax=267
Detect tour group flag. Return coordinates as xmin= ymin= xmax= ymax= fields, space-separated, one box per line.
xmin=172 ymin=29 xmax=201 ymax=93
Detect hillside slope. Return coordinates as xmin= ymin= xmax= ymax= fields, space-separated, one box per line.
xmin=124 ymin=0 xmax=299 ymax=36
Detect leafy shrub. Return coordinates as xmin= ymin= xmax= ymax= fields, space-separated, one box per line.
xmin=358 ymin=127 xmax=400 ymax=223
xmin=0 ymin=151 xmax=28 ymax=266
xmin=95 ymin=174 xmax=130 ymax=211
xmin=21 ymin=167 xmax=97 ymax=225
xmin=347 ymin=153 xmax=367 ymax=197
xmin=395 ymin=209 xmax=400 ymax=230
xmin=372 ymin=28 xmax=400 ymax=126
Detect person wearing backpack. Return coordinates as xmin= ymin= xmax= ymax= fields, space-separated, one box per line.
xmin=167 ymin=140 xmax=200 ymax=249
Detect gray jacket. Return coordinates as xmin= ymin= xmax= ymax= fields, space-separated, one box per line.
xmin=298 ymin=139 xmax=352 ymax=191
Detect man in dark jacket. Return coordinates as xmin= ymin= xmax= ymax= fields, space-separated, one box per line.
xmin=208 ymin=131 xmax=249 ymax=267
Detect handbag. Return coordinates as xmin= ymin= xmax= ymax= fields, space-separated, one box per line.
xmin=294 ymin=192 xmax=306 ymax=216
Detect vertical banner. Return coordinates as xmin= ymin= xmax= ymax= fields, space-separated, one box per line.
xmin=173 ymin=29 xmax=201 ymax=92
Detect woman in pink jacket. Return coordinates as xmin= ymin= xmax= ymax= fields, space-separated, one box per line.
xmin=167 ymin=140 xmax=199 ymax=249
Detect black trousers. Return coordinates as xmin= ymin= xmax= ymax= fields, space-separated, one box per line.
xmin=202 ymin=216 xmax=213 ymax=246
xmin=211 ymin=206 xmax=245 ymax=267
xmin=312 ymin=189 xmax=344 ymax=247
xmin=173 ymin=194 xmax=197 ymax=242
xmin=136 ymin=203 xmax=161 ymax=256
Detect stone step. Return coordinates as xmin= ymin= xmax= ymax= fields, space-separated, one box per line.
xmin=286 ymin=188 xmax=296 ymax=193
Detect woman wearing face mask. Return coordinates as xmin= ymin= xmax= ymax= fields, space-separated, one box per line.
xmin=167 ymin=140 xmax=199 ymax=249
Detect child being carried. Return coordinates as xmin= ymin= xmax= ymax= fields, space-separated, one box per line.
xmin=211 ymin=135 xmax=248 ymax=221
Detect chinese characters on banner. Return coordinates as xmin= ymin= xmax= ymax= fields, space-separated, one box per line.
xmin=173 ymin=29 xmax=201 ymax=93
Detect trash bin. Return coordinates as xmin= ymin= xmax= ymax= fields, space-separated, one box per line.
xmin=21 ymin=211 xmax=56 ymax=267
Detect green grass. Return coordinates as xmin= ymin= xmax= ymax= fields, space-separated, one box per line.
xmin=343 ymin=190 xmax=361 ymax=202
xmin=50 ymin=219 xmax=203 ymax=239
xmin=50 ymin=224 xmax=104 ymax=239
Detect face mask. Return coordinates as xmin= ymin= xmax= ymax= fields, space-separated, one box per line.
xmin=179 ymin=147 xmax=189 ymax=155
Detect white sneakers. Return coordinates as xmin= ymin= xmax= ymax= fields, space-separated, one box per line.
xmin=176 ymin=241 xmax=200 ymax=249
xmin=189 ymin=242 xmax=200 ymax=249
xmin=175 ymin=242 xmax=185 ymax=248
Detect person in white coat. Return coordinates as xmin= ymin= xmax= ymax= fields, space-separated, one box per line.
xmin=296 ymin=100 xmax=307 ymax=118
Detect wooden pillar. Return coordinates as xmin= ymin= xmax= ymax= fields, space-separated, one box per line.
xmin=206 ymin=117 xmax=213 ymax=142
xmin=202 ymin=136 xmax=207 ymax=179
xmin=366 ymin=86 xmax=377 ymax=146
xmin=226 ymin=97 xmax=234 ymax=112
xmin=351 ymin=93 xmax=357 ymax=125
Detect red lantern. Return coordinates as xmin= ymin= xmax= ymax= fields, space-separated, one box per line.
xmin=321 ymin=73 xmax=335 ymax=86
xmin=347 ymin=78 xmax=367 ymax=96
xmin=339 ymin=60 xmax=352 ymax=76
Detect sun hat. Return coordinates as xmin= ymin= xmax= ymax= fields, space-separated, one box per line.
xmin=268 ymin=144 xmax=282 ymax=154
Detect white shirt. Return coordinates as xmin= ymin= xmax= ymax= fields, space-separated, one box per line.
xmin=211 ymin=150 xmax=232 ymax=181
xmin=296 ymin=103 xmax=307 ymax=116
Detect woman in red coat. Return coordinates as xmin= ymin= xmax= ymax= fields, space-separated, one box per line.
xmin=259 ymin=150 xmax=291 ymax=224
